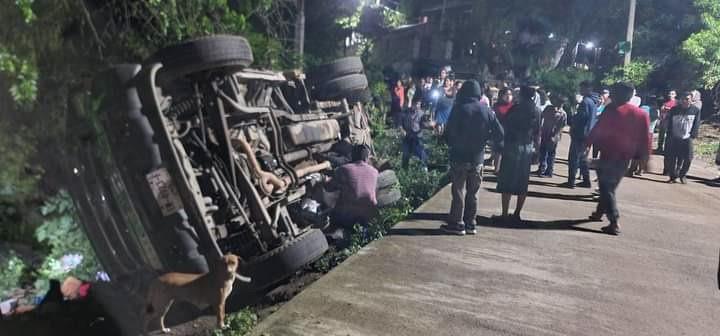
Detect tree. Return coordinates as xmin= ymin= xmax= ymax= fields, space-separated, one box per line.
xmin=0 ymin=0 xmax=300 ymax=274
xmin=682 ymin=0 xmax=720 ymax=89
xmin=601 ymin=59 xmax=656 ymax=89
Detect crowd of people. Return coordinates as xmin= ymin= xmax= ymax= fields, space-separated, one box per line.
xmin=386 ymin=67 xmax=718 ymax=237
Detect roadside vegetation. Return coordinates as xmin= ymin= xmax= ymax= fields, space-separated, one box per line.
xmin=1 ymin=0 xmax=720 ymax=335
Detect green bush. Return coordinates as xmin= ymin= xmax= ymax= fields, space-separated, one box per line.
xmin=601 ymin=60 xmax=656 ymax=88
xmin=33 ymin=190 xmax=100 ymax=292
xmin=214 ymin=308 xmax=258 ymax=336
xmin=536 ymin=68 xmax=594 ymax=104
xmin=0 ymin=251 xmax=26 ymax=298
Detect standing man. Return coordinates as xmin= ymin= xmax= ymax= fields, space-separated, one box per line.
xmin=391 ymin=80 xmax=405 ymax=128
xmin=537 ymin=104 xmax=567 ymax=177
xmin=562 ymin=80 xmax=598 ymax=189
xmin=586 ymin=82 xmax=651 ymax=235
xmin=401 ymin=98 xmax=428 ymax=169
xmin=666 ymin=92 xmax=702 ymax=184
xmin=658 ymin=89 xmax=677 ymax=153
xmin=443 ymin=80 xmax=504 ymax=235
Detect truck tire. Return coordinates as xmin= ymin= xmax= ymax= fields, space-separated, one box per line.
xmin=346 ymin=88 xmax=372 ymax=104
xmin=308 ymin=57 xmax=364 ymax=85
xmin=316 ymin=74 xmax=369 ymax=101
xmin=150 ymin=35 xmax=253 ymax=83
xmin=376 ymin=170 xmax=398 ymax=190
xmin=376 ymin=187 xmax=402 ymax=208
xmin=244 ymin=229 xmax=328 ymax=289
xmin=66 ymin=65 xmax=209 ymax=278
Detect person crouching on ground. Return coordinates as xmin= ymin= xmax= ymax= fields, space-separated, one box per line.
xmin=328 ymin=145 xmax=379 ymax=228
xmin=536 ymin=104 xmax=567 ymax=178
xmin=401 ymin=98 xmax=428 ymax=170
xmin=495 ymin=86 xmax=541 ymax=223
xmin=585 ymin=82 xmax=650 ymax=235
xmin=442 ymin=80 xmax=504 ymax=235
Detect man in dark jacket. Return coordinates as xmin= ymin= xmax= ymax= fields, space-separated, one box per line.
xmin=666 ymin=92 xmax=702 ymax=184
xmin=562 ymin=80 xmax=598 ymax=188
xmin=442 ymin=80 xmax=504 ymax=235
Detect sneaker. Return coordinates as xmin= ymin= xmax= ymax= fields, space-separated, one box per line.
xmin=601 ymin=225 xmax=620 ymax=236
xmin=541 ymin=173 xmax=553 ymax=178
xmin=577 ymin=181 xmax=592 ymax=188
xmin=668 ymin=178 xmax=677 ymax=184
xmin=465 ymin=228 xmax=477 ymax=235
xmin=441 ymin=224 xmax=466 ymax=236
xmin=679 ymin=177 xmax=687 ymax=184
xmin=589 ymin=212 xmax=603 ymax=221
xmin=559 ymin=182 xmax=575 ymax=189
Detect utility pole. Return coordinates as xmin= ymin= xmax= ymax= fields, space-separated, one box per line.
xmin=294 ymin=0 xmax=305 ymax=57
xmin=624 ymin=0 xmax=637 ymax=66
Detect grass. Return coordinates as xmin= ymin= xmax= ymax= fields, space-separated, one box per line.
xmin=215 ymin=308 xmax=258 ymax=336
xmin=696 ymin=122 xmax=720 ymax=163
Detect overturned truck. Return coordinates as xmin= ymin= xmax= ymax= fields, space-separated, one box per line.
xmin=65 ymin=35 xmax=400 ymax=291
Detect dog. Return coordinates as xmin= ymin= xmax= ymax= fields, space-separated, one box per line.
xmin=142 ymin=254 xmax=251 ymax=334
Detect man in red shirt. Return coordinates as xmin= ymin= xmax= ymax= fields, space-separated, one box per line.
xmin=658 ymin=89 xmax=677 ymax=153
xmin=585 ymin=82 xmax=651 ymax=235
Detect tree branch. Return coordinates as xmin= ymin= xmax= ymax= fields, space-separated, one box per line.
xmin=78 ymin=0 xmax=104 ymax=59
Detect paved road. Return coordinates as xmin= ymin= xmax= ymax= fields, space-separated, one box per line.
xmin=251 ymin=136 xmax=720 ymax=336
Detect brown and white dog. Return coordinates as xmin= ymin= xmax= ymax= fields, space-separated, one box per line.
xmin=142 ymin=254 xmax=251 ymax=334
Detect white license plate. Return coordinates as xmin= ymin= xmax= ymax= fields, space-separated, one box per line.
xmin=146 ymin=168 xmax=183 ymax=216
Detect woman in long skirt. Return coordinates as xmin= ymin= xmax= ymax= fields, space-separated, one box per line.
xmin=495 ymin=86 xmax=541 ymax=222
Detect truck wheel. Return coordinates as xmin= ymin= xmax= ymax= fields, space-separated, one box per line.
xmin=376 ymin=187 xmax=402 ymax=208
xmin=346 ymin=88 xmax=372 ymax=104
xmin=316 ymin=74 xmax=369 ymax=101
xmin=244 ymin=229 xmax=328 ymax=289
xmin=149 ymin=35 xmax=253 ymax=83
xmin=308 ymin=57 xmax=364 ymax=85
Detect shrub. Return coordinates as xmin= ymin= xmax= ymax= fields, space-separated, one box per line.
xmin=0 ymin=251 xmax=26 ymax=298
xmin=536 ymin=68 xmax=594 ymax=105
xmin=214 ymin=308 xmax=258 ymax=336
xmin=601 ymin=59 xmax=656 ymax=88
xmin=33 ymin=190 xmax=101 ymax=292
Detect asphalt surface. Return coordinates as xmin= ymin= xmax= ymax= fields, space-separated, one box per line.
xmin=251 ymin=136 xmax=720 ymax=336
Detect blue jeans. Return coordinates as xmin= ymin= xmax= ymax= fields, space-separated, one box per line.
xmin=538 ymin=140 xmax=557 ymax=176
xmin=402 ymin=135 xmax=427 ymax=168
xmin=568 ymin=139 xmax=590 ymax=185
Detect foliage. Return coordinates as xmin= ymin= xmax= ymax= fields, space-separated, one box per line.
xmin=0 ymin=251 xmax=26 ymax=297
xmin=601 ymin=60 xmax=656 ymax=88
xmin=0 ymin=48 xmax=38 ymax=106
xmin=33 ymin=190 xmax=100 ymax=292
xmin=0 ymin=122 xmax=40 ymax=199
xmin=682 ymin=0 xmax=720 ymax=88
xmin=536 ymin=68 xmax=594 ymax=102
xmin=214 ymin=308 xmax=258 ymax=336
